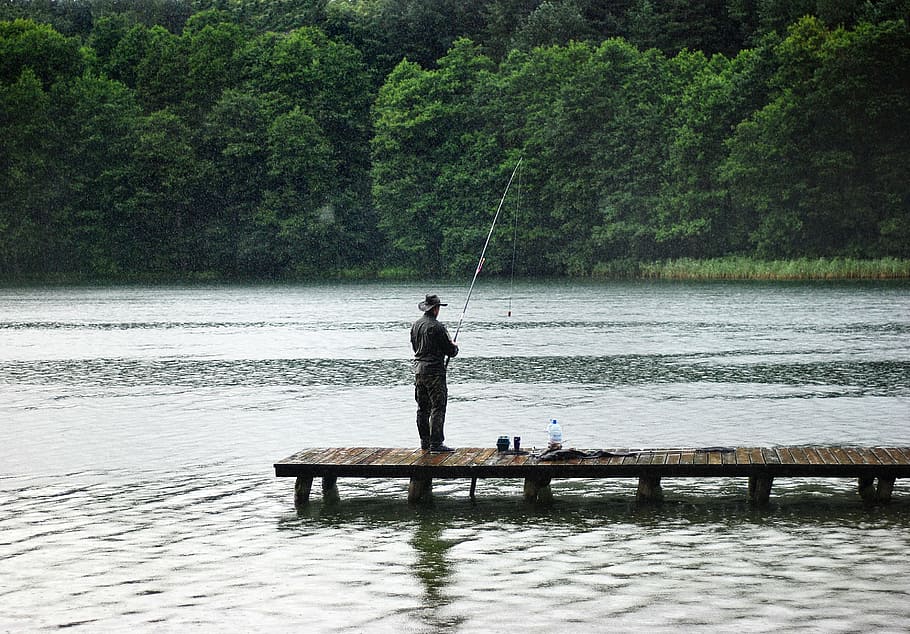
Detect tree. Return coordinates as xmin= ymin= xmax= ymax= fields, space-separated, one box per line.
xmin=0 ymin=68 xmax=57 ymax=275
xmin=0 ymin=19 xmax=84 ymax=87
xmin=509 ymin=0 xmax=596 ymax=51
xmin=199 ymin=88 xmax=273 ymax=274
xmin=662 ymin=0 xmax=746 ymax=55
xmin=480 ymin=0 xmax=543 ymax=58
xmin=656 ymin=45 xmax=774 ymax=257
xmin=371 ymin=59 xmax=450 ymax=272
xmin=493 ymin=42 xmax=599 ymax=274
xmin=257 ymin=107 xmax=337 ymax=274
xmin=0 ymin=0 xmax=94 ymax=37
xmin=721 ymin=17 xmax=910 ymax=257
xmin=88 ymin=14 xmax=134 ymax=71
xmin=133 ymin=25 xmax=187 ymax=112
xmin=324 ymin=0 xmax=489 ymax=73
xmin=371 ymin=39 xmax=502 ymax=275
xmin=119 ymin=110 xmax=206 ymax=272
xmin=241 ymin=26 xmax=372 ymax=183
xmin=180 ymin=13 xmax=246 ymax=116
xmin=104 ymin=23 xmax=153 ymax=88
xmin=50 ymin=74 xmax=142 ymax=275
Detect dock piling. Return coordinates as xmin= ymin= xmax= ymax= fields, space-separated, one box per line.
xmin=876 ymin=476 xmax=895 ymax=503
xmin=322 ymin=475 xmax=340 ymax=504
xmin=748 ymin=474 xmax=774 ymax=505
xmin=294 ymin=476 xmax=313 ymax=508
xmin=860 ymin=475 xmax=896 ymax=504
xmin=408 ymin=477 xmax=433 ymax=504
xmin=524 ymin=476 xmax=553 ymax=505
xmin=637 ymin=474 xmax=663 ymax=502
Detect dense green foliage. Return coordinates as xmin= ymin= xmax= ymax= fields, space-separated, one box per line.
xmin=1 ymin=0 xmax=909 ymax=278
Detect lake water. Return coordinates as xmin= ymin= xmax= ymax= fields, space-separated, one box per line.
xmin=1 ymin=280 xmax=909 ymax=632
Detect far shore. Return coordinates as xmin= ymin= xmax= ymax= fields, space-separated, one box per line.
xmin=2 ymin=257 xmax=909 ymax=285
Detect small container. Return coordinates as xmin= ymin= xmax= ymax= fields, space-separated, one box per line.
xmin=547 ymin=419 xmax=563 ymax=450
xmin=497 ymin=436 xmax=510 ymax=452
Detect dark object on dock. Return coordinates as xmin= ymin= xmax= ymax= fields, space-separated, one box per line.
xmin=537 ymin=447 xmax=734 ymax=461
xmin=273 ymin=446 xmax=910 ymax=507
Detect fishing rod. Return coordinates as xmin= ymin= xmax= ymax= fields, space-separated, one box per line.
xmin=447 ymin=157 xmax=523 ymax=365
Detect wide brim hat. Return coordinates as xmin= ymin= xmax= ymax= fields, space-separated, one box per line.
xmin=418 ymin=294 xmax=447 ymax=311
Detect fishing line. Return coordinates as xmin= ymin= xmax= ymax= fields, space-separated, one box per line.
xmin=447 ymin=156 xmax=523 ymax=365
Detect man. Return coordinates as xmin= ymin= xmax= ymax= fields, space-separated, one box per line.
xmin=411 ymin=294 xmax=459 ymax=452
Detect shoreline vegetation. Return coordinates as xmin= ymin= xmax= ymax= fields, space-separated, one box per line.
xmin=600 ymin=257 xmax=910 ymax=281
xmin=3 ymin=258 xmax=909 ymax=285
xmin=383 ymin=257 xmax=910 ymax=281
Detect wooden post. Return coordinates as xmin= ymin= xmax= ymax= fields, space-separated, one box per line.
xmin=857 ymin=476 xmax=876 ymax=504
xmin=322 ymin=475 xmax=340 ymax=504
xmin=748 ymin=474 xmax=773 ymax=505
xmin=523 ymin=476 xmax=552 ymax=505
xmin=408 ymin=477 xmax=432 ymax=504
xmin=294 ymin=476 xmax=314 ymax=508
xmin=637 ymin=474 xmax=663 ymax=503
xmin=469 ymin=477 xmax=477 ymax=501
xmin=875 ymin=476 xmax=895 ymax=504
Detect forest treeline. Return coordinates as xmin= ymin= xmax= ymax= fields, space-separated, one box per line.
xmin=2 ymin=0 xmax=909 ymax=278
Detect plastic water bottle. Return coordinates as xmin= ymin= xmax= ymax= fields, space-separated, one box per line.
xmin=547 ymin=419 xmax=563 ymax=449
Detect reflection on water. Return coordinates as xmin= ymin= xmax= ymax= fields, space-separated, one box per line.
xmin=1 ymin=281 xmax=909 ymax=631
xmin=410 ymin=514 xmax=462 ymax=631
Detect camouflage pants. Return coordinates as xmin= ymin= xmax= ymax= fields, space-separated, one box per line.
xmin=415 ymin=373 xmax=448 ymax=448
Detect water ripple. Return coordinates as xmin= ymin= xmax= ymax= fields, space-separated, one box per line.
xmin=3 ymin=319 xmax=909 ymax=335
xmin=1 ymin=357 xmax=907 ymax=395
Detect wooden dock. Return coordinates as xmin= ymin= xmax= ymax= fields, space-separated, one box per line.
xmin=274 ymin=446 xmax=910 ymax=507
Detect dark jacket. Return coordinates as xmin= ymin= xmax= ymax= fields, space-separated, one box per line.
xmin=411 ymin=313 xmax=458 ymax=374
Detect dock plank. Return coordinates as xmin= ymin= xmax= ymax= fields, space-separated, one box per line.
xmin=496 ymin=451 xmax=524 ymax=467
xmin=510 ymin=454 xmax=533 ymax=467
xmin=607 ymin=451 xmax=628 ymax=466
xmin=480 ymin=450 xmax=506 ymax=467
xmin=843 ymin=447 xmax=865 ymax=465
xmin=815 ymin=446 xmax=837 ymax=464
xmin=790 ymin=447 xmax=809 ymax=465
xmin=382 ymin=448 xmax=416 ymax=465
xmin=887 ymin=447 xmax=909 ymax=464
xmin=831 ymin=447 xmax=851 ymax=465
xmin=878 ymin=447 xmax=900 ymax=464
xmin=805 ymin=447 xmax=824 ymax=465
xmin=476 ymin=448 xmax=498 ymax=465
xmin=351 ymin=447 xmax=384 ymax=465
xmin=858 ymin=447 xmax=881 ymax=465
xmin=734 ymin=448 xmax=749 ymax=465
xmin=454 ymin=447 xmax=486 ymax=467
xmin=400 ymin=449 xmax=429 ymax=466
xmin=313 ymin=447 xmax=353 ymax=466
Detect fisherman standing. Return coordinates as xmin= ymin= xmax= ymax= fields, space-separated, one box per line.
xmin=411 ymin=294 xmax=458 ymax=453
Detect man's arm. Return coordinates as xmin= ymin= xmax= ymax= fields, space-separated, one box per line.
xmin=440 ymin=326 xmax=458 ymax=358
